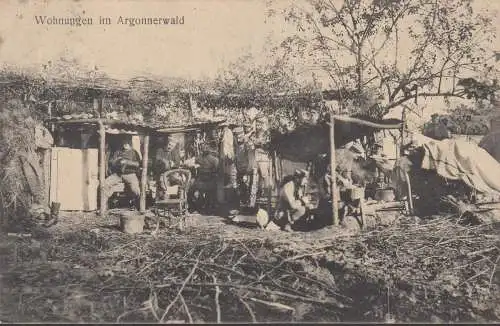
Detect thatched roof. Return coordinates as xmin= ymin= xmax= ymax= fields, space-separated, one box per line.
xmin=0 ymin=71 xmax=355 ymax=109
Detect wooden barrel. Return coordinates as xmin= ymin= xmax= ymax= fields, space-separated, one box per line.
xmin=119 ymin=213 xmax=145 ymax=234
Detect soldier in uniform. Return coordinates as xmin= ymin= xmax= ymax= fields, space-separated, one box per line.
xmin=189 ymin=143 xmax=220 ymax=213
xmin=102 ymin=139 xmax=142 ymax=209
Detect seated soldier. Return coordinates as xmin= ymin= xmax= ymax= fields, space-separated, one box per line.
xmin=275 ymin=169 xmax=313 ymax=231
xmin=102 ymin=140 xmax=141 ymax=209
xmin=155 ymin=141 xmax=187 ymax=200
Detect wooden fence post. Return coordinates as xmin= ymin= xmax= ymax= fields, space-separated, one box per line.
xmin=98 ymin=120 xmax=106 ymax=216
xmin=140 ymin=134 xmax=150 ymax=213
xmin=330 ymin=114 xmax=339 ymax=225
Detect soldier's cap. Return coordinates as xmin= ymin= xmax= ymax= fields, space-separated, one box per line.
xmin=294 ymin=169 xmax=309 ymax=177
xmin=349 ymin=142 xmax=364 ymax=154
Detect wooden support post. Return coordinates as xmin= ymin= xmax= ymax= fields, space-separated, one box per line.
xmin=404 ymin=171 xmax=414 ymax=215
xmin=98 ymin=120 xmax=106 ymax=216
xmin=140 ymin=134 xmax=150 ymax=213
xmin=188 ymin=93 xmax=195 ymax=119
xmin=42 ymin=149 xmax=51 ymax=207
xmin=267 ymin=153 xmax=273 ymax=218
xmin=400 ymin=107 xmax=406 ymax=155
xmin=93 ymin=98 xmax=100 ymax=117
xmin=48 ymin=101 xmax=53 ymax=120
xmin=330 ymin=114 xmax=339 ymax=225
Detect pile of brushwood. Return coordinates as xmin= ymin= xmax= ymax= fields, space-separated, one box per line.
xmin=1 ymin=227 xmax=348 ymax=323
xmin=1 ymin=214 xmax=499 ymax=323
xmin=0 ymin=99 xmax=42 ymax=231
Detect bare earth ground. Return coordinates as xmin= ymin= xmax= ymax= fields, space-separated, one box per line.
xmin=0 ymin=209 xmax=499 ymax=323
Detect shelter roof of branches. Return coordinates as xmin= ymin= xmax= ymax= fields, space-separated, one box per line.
xmin=0 ymin=72 xmax=360 ymax=110
xmin=271 ymin=115 xmax=404 ymax=163
xmin=194 ymin=89 xmax=360 ymax=109
xmin=2 ymin=71 xmax=404 ymax=145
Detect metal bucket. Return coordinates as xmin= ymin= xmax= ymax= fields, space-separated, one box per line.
xmin=349 ymin=187 xmax=365 ymax=201
xmin=375 ymin=188 xmax=396 ymax=202
xmin=119 ymin=213 xmax=145 ymax=234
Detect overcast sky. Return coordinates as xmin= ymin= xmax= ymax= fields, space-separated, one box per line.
xmin=0 ymin=0 xmax=287 ymax=80
xmin=0 ymin=0 xmax=498 ymax=79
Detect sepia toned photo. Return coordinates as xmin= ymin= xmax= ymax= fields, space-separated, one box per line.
xmin=0 ymin=0 xmax=499 ymax=323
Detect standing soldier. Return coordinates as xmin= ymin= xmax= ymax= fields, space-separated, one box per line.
xmin=189 ymin=143 xmax=219 ymax=213
xmin=234 ymin=125 xmax=255 ymax=209
xmin=219 ymin=123 xmax=238 ymax=210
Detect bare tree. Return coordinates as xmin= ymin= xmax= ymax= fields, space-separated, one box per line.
xmin=269 ymin=0 xmax=497 ymax=117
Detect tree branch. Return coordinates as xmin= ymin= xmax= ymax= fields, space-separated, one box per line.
xmin=390 ymin=0 xmax=439 ymax=101
xmin=325 ymin=0 xmax=358 ymax=46
xmin=384 ymin=91 xmax=466 ymax=113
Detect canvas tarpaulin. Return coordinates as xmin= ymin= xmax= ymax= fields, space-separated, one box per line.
xmin=420 ymin=139 xmax=500 ymax=194
xmin=479 ymin=131 xmax=500 ymax=163
xmin=271 ymin=116 xmax=403 ymax=162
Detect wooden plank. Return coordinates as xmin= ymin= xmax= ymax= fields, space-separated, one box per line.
xmin=42 ymin=149 xmax=51 ymax=207
xmin=140 ymin=134 xmax=150 ymax=212
xmin=330 ymin=114 xmax=339 ymax=225
xmin=267 ymin=155 xmax=272 ymax=217
xmin=93 ymin=98 xmax=100 ymax=117
xmin=49 ymin=148 xmax=59 ymax=207
xmin=98 ymin=120 xmax=106 ymax=216
xmin=51 ymin=149 xmax=79 ymax=210
xmin=404 ymin=171 xmax=414 ymax=215
xmin=49 ymin=147 xmax=99 ymax=212
xmin=333 ymin=115 xmax=403 ymax=129
xmin=86 ymin=149 xmax=99 ymax=211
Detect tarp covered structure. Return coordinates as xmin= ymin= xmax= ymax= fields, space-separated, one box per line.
xmin=270 ymin=115 xmax=403 ymax=162
xmin=479 ymin=131 xmax=500 ymax=163
xmin=421 ymin=139 xmax=500 ymax=194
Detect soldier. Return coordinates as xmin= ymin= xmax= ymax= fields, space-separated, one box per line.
xmin=189 ymin=144 xmax=219 ymax=213
xmin=275 ymin=169 xmax=313 ymax=231
xmin=102 ymin=139 xmax=141 ymax=209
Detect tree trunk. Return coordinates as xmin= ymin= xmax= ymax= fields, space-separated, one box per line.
xmin=330 ymin=114 xmax=339 ymax=226
xmin=356 ymin=45 xmax=363 ymax=97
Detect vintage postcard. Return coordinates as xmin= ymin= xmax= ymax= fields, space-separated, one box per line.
xmin=0 ymin=0 xmax=499 ymax=323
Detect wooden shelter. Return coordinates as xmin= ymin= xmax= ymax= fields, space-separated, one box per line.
xmin=271 ymin=114 xmax=404 ymax=225
xmin=47 ymin=111 xmax=227 ymax=217
xmin=47 ymin=115 xmax=156 ymax=216
xmin=2 ymin=70 xmax=408 ymax=223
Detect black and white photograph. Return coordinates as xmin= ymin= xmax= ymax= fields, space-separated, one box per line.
xmin=0 ymin=0 xmax=499 ymax=323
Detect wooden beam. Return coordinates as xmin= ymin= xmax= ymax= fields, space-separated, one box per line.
xmin=400 ymin=107 xmax=406 ymax=155
xmin=140 ymin=134 xmax=150 ymax=213
xmin=404 ymin=171 xmax=414 ymax=216
xmin=98 ymin=120 xmax=106 ymax=216
xmin=93 ymin=97 xmax=104 ymax=118
xmin=330 ymin=114 xmax=339 ymax=225
xmin=93 ymin=98 xmax=100 ymax=117
xmin=332 ymin=115 xmax=403 ymax=129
